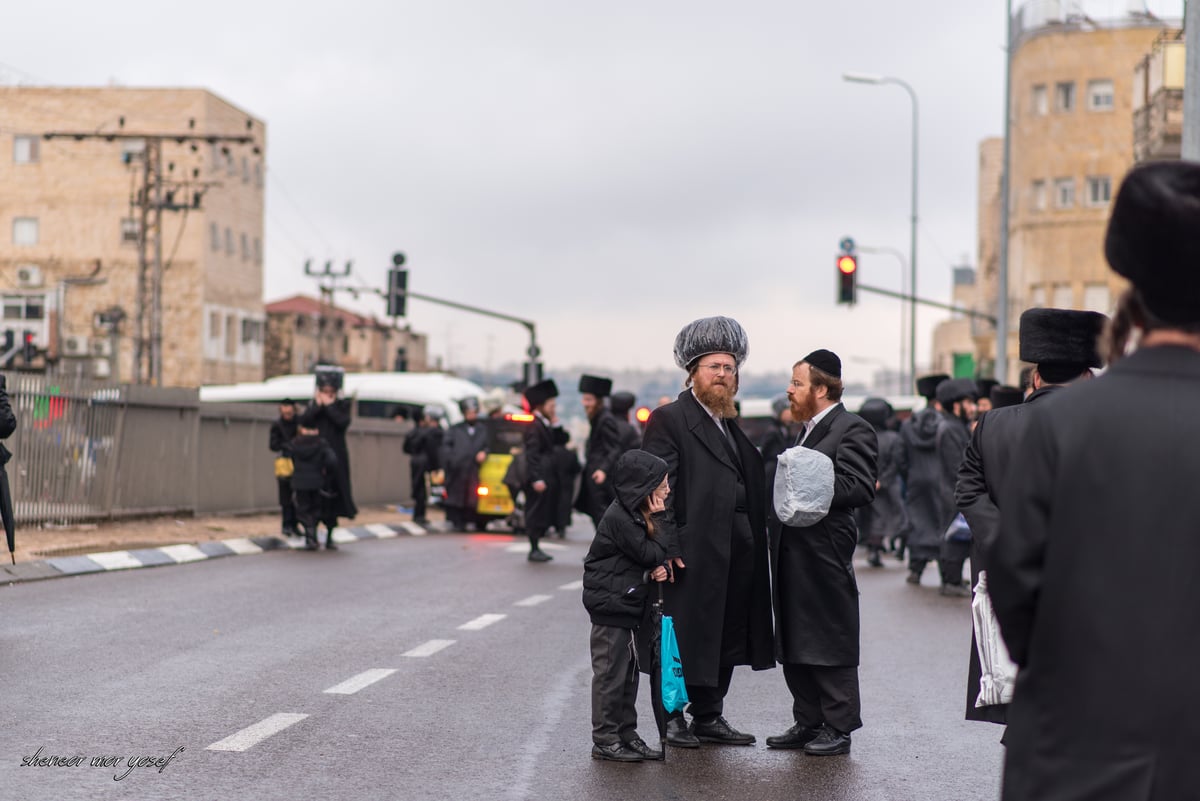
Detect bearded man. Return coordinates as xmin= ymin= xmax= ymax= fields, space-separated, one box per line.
xmin=641 ymin=316 xmax=775 ymax=749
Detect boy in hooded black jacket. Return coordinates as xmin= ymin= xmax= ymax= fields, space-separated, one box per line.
xmin=291 ymin=422 xmax=338 ymax=551
xmin=582 ymin=449 xmax=678 ymax=762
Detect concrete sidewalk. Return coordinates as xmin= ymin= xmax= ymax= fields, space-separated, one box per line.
xmin=0 ymin=506 xmax=480 ymax=586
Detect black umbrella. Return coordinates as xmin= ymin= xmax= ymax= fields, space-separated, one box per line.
xmin=0 ymin=468 xmax=13 ymax=565
xmin=651 ymin=581 xmax=667 ymax=761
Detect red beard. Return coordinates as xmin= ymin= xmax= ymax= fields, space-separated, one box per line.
xmin=695 ymin=381 xmax=737 ymax=418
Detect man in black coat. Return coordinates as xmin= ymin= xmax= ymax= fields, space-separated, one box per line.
xmin=609 ymin=391 xmax=642 ymax=453
xmin=641 ymin=315 xmax=775 ymax=748
xmin=268 ymin=399 xmax=299 ymax=537
xmin=898 ymin=373 xmax=949 ymax=565
xmin=298 ymin=377 xmax=357 ymax=548
xmin=575 ymin=374 xmax=621 ymax=528
xmin=855 ymin=397 xmax=904 ymax=568
xmin=954 ymin=308 xmax=1106 ymax=729
xmin=403 ymin=406 xmax=444 ymax=526
xmin=439 ymin=397 xmax=489 ymax=531
xmin=522 ymin=379 xmax=559 ymax=563
xmin=0 ymin=373 xmax=16 ymax=564
xmin=930 ymin=377 xmax=978 ymax=597
xmin=989 ymin=161 xmax=1200 ymax=801
xmin=765 ymin=350 xmax=878 ymax=756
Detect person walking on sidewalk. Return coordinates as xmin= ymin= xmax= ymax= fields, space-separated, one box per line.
xmin=522 ymin=379 xmax=559 ymax=562
xmin=269 ymin=399 xmax=299 ymax=537
xmin=403 ymin=406 xmax=444 ymax=526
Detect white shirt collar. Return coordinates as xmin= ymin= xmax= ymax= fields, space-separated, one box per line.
xmin=799 ymin=402 xmax=840 ymax=443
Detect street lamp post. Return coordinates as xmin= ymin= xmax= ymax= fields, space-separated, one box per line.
xmin=843 ymin=72 xmax=919 ymax=392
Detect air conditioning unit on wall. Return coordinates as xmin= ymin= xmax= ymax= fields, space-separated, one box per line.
xmin=91 ymin=358 xmax=111 ymax=379
xmin=90 ymin=338 xmax=113 ymax=358
xmin=62 ymin=335 xmax=90 ymax=357
xmin=16 ymin=264 xmax=43 ymax=288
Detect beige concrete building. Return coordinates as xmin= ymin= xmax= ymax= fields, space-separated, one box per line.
xmin=1133 ymin=32 xmax=1186 ymax=162
xmin=0 ymin=87 xmax=266 ymax=386
xmin=264 ymin=295 xmax=430 ymax=378
xmin=933 ymin=6 xmax=1179 ymax=383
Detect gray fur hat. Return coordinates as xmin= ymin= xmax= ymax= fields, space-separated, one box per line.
xmin=673 ymin=316 xmax=749 ymax=371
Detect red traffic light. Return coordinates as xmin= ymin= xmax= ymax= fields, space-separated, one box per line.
xmin=837 ymin=255 xmax=858 ymax=274
xmin=635 ymin=407 xmax=651 ymax=423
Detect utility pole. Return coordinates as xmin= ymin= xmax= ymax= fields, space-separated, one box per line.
xmin=304 ymin=260 xmax=353 ymax=365
xmin=996 ymin=0 xmax=1014 ymax=383
xmin=44 ymin=124 xmax=257 ymax=384
xmin=1185 ymin=0 xmax=1200 ymax=159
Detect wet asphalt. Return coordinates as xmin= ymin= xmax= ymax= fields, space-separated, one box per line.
xmin=1 ymin=517 xmax=1002 ymax=801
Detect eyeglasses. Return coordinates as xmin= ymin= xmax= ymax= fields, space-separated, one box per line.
xmin=699 ymin=362 xmax=737 ymax=376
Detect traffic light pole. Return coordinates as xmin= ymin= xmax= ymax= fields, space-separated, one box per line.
xmin=856 ymin=284 xmax=997 ymax=326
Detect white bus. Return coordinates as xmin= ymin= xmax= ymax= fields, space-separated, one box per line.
xmin=199 ymin=371 xmax=490 ymax=425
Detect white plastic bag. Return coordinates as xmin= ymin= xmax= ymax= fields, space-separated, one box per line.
xmin=772 ymin=446 xmax=834 ymax=528
xmin=973 ymin=570 xmax=1018 ymax=707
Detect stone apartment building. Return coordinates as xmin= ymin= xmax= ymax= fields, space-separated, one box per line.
xmin=931 ymin=3 xmax=1180 ymax=383
xmin=264 ymin=295 xmax=430 ymax=378
xmin=0 ymin=86 xmax=266 ymax=386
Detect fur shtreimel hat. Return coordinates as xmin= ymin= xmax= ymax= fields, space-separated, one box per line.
xmin=857 ymin=397 xmax=894 ymax=429
xmin=673 ymin=316 xmax=749 ymax=371
xmin=1018 ymin=308 xmax=1106 ymax=368
xmin=523 ymin=379 xmax=558 ymax=408
xmin=915 ymin=373 xmax=950 ymax=400
xmin=803 ymin=349 xmax=842 ymax=379
xmin=976 ymin=378 xmax=999 ymax=400
xmin=578 ymin=374 xmax=613 ymax=397
xmin=1105 ymin=160 xmax=1200 ymax=325
xmin=989 ymin=385 xmax=1024 ymax=409
xmin=936 ymin=377 xmax=978 ymax=407
xmin=609 ymin=391 xmax=636 ymax=416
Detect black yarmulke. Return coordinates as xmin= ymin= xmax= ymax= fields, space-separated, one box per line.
xmin=803 ymin=349 xmax=841 ymax=379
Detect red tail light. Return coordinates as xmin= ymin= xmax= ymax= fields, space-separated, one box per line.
xmin=507 ymin=413 xmax=535 ymax=422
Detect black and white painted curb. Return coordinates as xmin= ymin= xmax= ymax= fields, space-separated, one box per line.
xmin=0 ymin=520 xmax=457 ymax=586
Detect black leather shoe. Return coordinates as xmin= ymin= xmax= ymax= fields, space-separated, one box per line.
xmin=766 ymin=723 xmax=822 ymax=749
xmin=939 ymin=583 xmax=970 ymax=598
xmin=623 ymin=737 xmax=663 ymax=760
xmin=591 ymin=742 xmax=643 ymax=762
xmin=867 ymin=550 xmax=883 ymax=568
xmin=905 ymin=571 xmax=922 ymax=585
xmin=665 ymin=717 xmax=700 ymax=748
xmin=802 ymin=725 xmax=851 ymax=756
xmin=528 ymin=549 xmax=552 ymax=562
xmin=324 ymin=535 xmax=338 ymax=551
xmin=691 ymin=716 xmax=755 ymax=745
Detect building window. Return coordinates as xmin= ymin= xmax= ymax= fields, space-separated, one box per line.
xmin=241 ymin=156 xmax=250 ymax=183
xmin=2 ymin=294 xmax=46 ymax=320
xmin=1031 ymin=180 xmax=1047 ymax=212
xmin=224 ymin=227 xmax=234 ymax=256
xmin=13 ymin=136 xmax=39 ymax=164
xmin=1052 ymin=283 xmax=1073 ymax=308
xmin=225 ymin=314 xmax=238 ymax=357
xmin=1031 ymin=84 xmax=1048 ymax=116
xmin=1086 ymin=175 xmax=1112 ymax=206
xmin=210 ymin=222 xmax=220 ymax=252
xmin=120 ymin=139 xmax=146 ymax=165
xmin=1083 ymin=283 xmax=1111 ymax=314
xmin=120 ymin=218 xmax=140 ymax=245
xmin=225 ymin=150 xmax=236 ymax=177
xmin=254 ymin=237 xmax=262 ymax=265
xmin=13 ymin=217 xmax=38 ymax=246
xmin=254 ymin=162 xmax=263 ymax=188
xmin=1054 ymin=178 xmax=1075 ymax=209
xmin=240 ymin=232 xmax=249 ymax=261
xmin=1087 ymin=79 xmax=1114 ymax=111
xmin=1054 ymin=81 xmax=1075 ymax=112
xmin=209 ymin=311 xmax=222 ymax=340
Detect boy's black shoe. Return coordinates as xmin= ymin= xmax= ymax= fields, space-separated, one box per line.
xmin=528 ymin=549 xmax=552 ymax=562
xmin=665 ymin=717 xmax=700 ymax=748
xmin=802 ymin=725 xmax=851 ymax=756
xmin=591 ymin=742 xmax=643 ymax=762
xmin=623 ymin=737 xmax=663 ymax=760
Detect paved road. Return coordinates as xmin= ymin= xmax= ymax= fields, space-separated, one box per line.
xmin=2 ymin=520 xmax=1002 ymax=801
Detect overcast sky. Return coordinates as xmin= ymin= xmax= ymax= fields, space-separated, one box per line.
xmin=2 ymin=0 xmax=1184 ymax=382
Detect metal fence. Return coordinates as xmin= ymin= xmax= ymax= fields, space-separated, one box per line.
xmin=4 ymin=374 xmax=412 ymax=525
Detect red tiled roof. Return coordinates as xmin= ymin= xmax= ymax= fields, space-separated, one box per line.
xmin=265 ymin=295 xmax=379 ymax=327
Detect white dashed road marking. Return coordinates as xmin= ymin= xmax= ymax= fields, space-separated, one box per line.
xmin=514 ymin=594 xmax=553 ymax=607
xmin=403 ymin=639 xmax=456 ymax=658
xmin=505 ymin=542 xmax=567 ymax=553
xmin=558 ymin=580 xmax=583 ymax=591
xmin=458 ymin=614 xmax=506 ymax=631
xmin=323 ymin=669 xmax=398 ymax=695
xmin=206 ymin=713 xmax=309 ymax=752
xmin=365 ymin=524 xmax=399 ymax=539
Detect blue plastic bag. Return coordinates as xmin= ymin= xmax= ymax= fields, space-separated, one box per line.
xmin=661 ymin=615 xmax=689 ymax=714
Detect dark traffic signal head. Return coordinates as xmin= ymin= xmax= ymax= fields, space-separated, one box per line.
xmin=837 ymin=254 xmax=858 ymax=304
xmin=21 ymin=331 xmax=36 ymax=363
xmin=386 ymin=267 xmax=408 ymax=317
